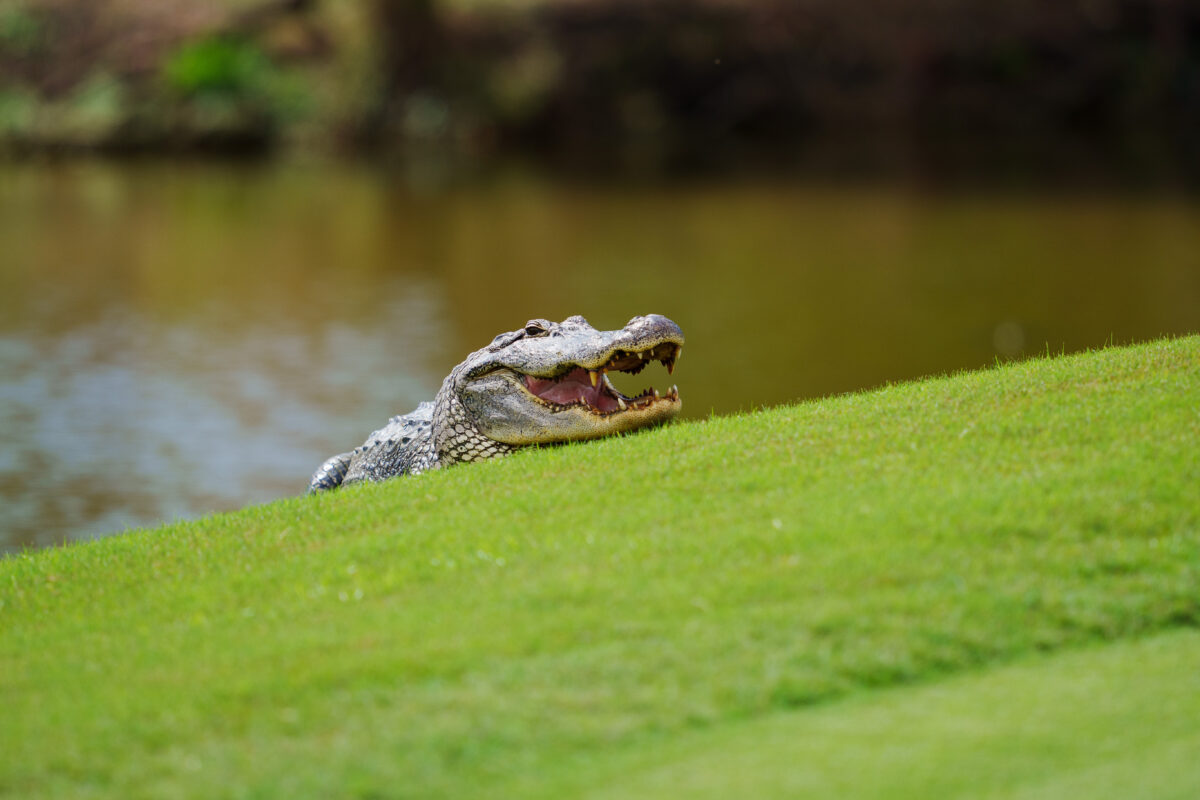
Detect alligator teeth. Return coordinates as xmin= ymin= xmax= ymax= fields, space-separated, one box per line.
xmin=652 ymin=387 xmax=660 ymax=399
xmin=589 ymin=370 xmax=599 ymax=387
xmin=616 ymin=397 xmax=627 ymax=411
xmin=675 ymin=346 xmax=682 ymax=362
xmin=666 ymin=358 xmax=675 ymax=375
xmin=669 ymin=384 xmax=679 ymax=399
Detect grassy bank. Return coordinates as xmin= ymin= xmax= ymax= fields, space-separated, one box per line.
xmin=2 ymin=336 xmax=1198 ymax=798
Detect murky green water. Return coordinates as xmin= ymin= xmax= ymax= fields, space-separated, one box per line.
xmin=2 ymin=159 xmax=1198 ymax=551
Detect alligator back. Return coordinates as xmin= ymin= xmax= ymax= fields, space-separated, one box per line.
xmin=309 ymin=402 xmax=438 ymax=493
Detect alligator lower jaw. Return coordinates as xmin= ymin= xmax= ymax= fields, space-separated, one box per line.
xmin=521 ymin=342 xmax=682 ymax=416
xmin=523 ymin=368 xmax=679 ymax=415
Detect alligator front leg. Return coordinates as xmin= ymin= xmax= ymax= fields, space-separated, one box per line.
xmin=308 ymin=451 xmax=353 ymax=494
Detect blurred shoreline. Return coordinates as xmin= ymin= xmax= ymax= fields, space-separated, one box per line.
xmin=1 ymin=0 xmax=1197 ymax=181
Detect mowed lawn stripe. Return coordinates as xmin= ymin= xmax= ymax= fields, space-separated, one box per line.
xmin=576 ymin=629 xmax=1200 ymax=800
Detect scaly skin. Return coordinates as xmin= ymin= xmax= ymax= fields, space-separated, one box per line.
xmin=308 ymin=314 xmax=684 ymax=493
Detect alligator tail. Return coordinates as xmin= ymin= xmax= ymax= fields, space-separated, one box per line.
xmin=308 ymin=452 xmax=353 ymax=494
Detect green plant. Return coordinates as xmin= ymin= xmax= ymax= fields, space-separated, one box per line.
xmin=0 ymin=87 xmax=35 ymax=135
xmin=162 ymin=36 xmax=272 ymax=98
xmin=160 ymin=35 xmax=312 ymax=130
xmin=0 ymin=2 xmax=43 ymax=56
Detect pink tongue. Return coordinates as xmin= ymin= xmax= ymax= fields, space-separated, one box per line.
xmin=525 ymin=368 xmax=621 ymax=413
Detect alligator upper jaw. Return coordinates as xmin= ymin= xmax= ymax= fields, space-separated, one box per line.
xmin=520 ymin=342 xmax=682 ymax=415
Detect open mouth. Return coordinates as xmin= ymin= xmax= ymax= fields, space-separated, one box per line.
xmin=521 ymin=343 xmax=681 ymax=415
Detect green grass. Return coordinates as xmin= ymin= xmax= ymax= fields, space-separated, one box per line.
xmin=581 ymin=629 xmax=1200 ymax=800
xmin=2 ymin=336 xmax=1198 ymax=798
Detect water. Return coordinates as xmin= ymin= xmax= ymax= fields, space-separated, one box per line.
xmin=2 ymin=159 xmax=1198 ymax=552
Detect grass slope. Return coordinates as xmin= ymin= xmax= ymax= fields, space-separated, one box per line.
xmin=581 ymin=629 xmax=1200 ymax=800
xmin=1 ymin=336 xmax=1198 ymax=799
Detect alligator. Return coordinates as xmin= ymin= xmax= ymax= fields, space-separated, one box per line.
xmin=308 ymin=314 xmax=684 ymax=493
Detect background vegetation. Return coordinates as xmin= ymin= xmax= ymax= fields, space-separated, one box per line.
xmin=1 ymin=0 xmax=1197 ymax=169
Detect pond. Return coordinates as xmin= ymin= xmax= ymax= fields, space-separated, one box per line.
xmin=2 ymin=159 xmax=1198 ymax=552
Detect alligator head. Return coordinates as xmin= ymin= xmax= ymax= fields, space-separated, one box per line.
xmin=309 ymin=313 xmax=686 ymax=492
xmin=437 ymin=314 xmax=684 ymax=457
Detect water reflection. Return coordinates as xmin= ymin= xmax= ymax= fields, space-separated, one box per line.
xmin=0 ymin=283 xmax=448 ymax=552
xmin=2 ymin=160 xmax=1198 ymax=551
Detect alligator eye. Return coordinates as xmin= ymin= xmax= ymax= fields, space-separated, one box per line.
xmin=524 ymin=320 xmax=550 ymax=336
